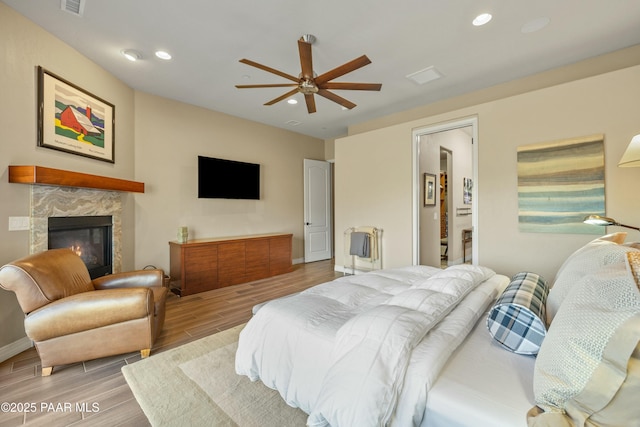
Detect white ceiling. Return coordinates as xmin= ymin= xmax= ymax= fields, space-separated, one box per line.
xmin=4 ymin=0 xmax=640 ymax=140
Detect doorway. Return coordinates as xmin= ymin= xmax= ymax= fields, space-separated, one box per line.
xmin=412 ymin=118 xmax=478 ymax=267
xmin=439 ymin=148 xmax=452 ymax=267
xmin=303 ymin=159 xmax=333 ymax=262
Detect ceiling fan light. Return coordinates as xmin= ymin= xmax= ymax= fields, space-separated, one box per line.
xmin=301 ymin=34 xmax=316 ymax=44
xmin=299 ymin=79 xmax=318 ymax=94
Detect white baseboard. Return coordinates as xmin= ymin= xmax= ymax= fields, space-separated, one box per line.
xmin=293 ymin=257 xmax=304 ymax=265
xmin=0 ymin=337 xmax=33 ymax=363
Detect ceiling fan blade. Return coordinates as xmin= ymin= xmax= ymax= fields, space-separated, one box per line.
xmin=319 ymin=82 xmax=382 ymax=91
xmin=304 ymin=94 xmax=316 ymax=114
xmin=239 ymin=59 xmax=299 ymax=83
xmin=317 ymin=89 xmax=357 ymax=110
xmin=264 ymin=88 xmax=299 ymax=106
xmin=315 ymin=55 xmax=372 ymax=85
xmin=236 ymin=83 xmax=298 ymax=88
xmin=298 ymin=39 xmax=313 ymax=79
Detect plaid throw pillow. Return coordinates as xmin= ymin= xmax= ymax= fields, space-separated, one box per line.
xmin=486 ymin=272 xmax=549 ymax=355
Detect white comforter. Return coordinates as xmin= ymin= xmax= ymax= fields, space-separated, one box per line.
xmin=235 ymin=265 xmax=500 ymax=427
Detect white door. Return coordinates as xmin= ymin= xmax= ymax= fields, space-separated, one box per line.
xmin=304 ymin=159 xmax=332 ymax=262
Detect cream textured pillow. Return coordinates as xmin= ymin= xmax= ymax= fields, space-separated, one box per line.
xmin=546 ymin=232 xmax=639 ymax=323
xmin=531 ymin=259 xmax=640 ymax=426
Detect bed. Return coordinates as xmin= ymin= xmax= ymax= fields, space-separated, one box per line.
xmin=235 ymin=232 xmax=640 ymax=427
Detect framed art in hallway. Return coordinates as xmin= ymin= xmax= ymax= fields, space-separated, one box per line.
xmin=424 ymin=173 xmax=436 ymax=206
xmin=463 ymin=177 xmax=473 ymax=204
xmin=37 ymin=66 xmax=115 ymax=163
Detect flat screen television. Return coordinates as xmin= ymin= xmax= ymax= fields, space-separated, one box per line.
xmin=198 ymin=156 xmax=260 ymax=200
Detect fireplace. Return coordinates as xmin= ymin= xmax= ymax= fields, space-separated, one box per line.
xmin=48 ymin=216 xmax=113 ymax=279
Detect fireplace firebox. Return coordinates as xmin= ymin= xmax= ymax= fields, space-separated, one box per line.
xmin=48 ymin=216 xmax=113 ymax=279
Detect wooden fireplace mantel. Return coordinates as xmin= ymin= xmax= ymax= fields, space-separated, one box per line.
xmin=8 ymin=165 xmax=144 ymax=193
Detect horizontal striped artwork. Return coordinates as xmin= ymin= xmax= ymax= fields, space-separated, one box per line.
xmin=517 ymin=134 xmax=605 ymax=234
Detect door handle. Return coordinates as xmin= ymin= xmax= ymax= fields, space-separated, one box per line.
xmin=305 ymin=222 xmax=311 ymax=226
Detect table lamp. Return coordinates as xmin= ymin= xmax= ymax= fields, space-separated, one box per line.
xmin=618 ymin=134 xmax=640 ymax=167
xmin=583 ymin=214 xmax=640 ymax=232
xmin=585 ymin=134 xmax=640 ymax=231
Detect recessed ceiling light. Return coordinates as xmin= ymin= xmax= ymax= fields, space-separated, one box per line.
xmin=155 ymin=50 xmax=172 ymax=60
xmin=121 ymin=49 xmax=142 ymax=61
xmin=521 ymin=17 xmax=550 ymax=33
xmin=287 ymin=99 xmax=298 ymax=105
xmin=473 ymin=13 xmax=492 ymax=26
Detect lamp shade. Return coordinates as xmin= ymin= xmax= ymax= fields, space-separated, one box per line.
xmin=583 ymin=214 xmax=640 ymax=232
xmin=583 ymin=214 xmax=616 ymax=226
xmin=618 ymin=134 xmax=640 ymax=167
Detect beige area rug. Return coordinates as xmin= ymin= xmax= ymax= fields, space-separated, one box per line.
xmin=121 ymin=324 xmax=308 ymax=426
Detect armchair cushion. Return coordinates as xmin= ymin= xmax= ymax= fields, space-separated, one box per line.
xmin=25 ymin=288 xmax=153 ymax=342
xmin=0 ymin=248 xmax=93 ymax=313
xmin=93 ymin=269 xmax=164 ymax=290
xmin=93 ymin=269 xmax=167 ymax=340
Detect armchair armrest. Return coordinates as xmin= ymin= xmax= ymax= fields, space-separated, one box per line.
xmin=24 ymin=288 xmax=153 ymax=342
xmin=93 ymin=269 xmax=164 ymax=290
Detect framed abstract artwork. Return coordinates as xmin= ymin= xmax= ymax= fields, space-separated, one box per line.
xmin=37 ymin=66 xmax=115 ymax=163
xmin=517 ymin=134 xmax=605 ymax=234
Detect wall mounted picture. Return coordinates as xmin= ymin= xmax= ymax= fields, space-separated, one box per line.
xmin=517 ymin=134 xmax=605 ymax=234
xmin=38 ymin=66 xmax=115 ymax=163
xmin=463 ymin=177 xmax=473 ymax=204
xmin=424 ymin=173 xmax=436 ymax=206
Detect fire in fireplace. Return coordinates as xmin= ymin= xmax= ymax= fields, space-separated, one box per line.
xmin=48 ymin=216 xmax=113 ymax=279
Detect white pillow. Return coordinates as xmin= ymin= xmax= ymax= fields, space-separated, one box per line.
xmin=546 ymin=232 xmax=638 ymax=323
xmin=532 ymin=259 xmax=640 ymax=425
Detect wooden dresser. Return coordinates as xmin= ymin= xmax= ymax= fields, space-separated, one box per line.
xmin=169 ymin=233 xmax=292 ymax=296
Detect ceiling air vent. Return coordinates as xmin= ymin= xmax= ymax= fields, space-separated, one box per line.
xmin=285 ymin=120 xmax=302 ymax=127
xmin=60 ymin=0 xmax=85 ymax=16
xmin=406 ymin=66 xmax=443 ymax=85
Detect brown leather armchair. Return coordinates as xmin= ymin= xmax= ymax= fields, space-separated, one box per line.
xmin=0 ymin=248 xmax=167 ymax=376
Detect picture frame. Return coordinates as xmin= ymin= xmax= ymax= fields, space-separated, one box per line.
xmin=424 ymin=173 xmax=436 ymax=206
xmin=517 ymin=134 xmax=604 ymax=234
xmin=463 ymin=177 xmax=473 ymax=204
xmin=37 ymin=66 xmax=115 ymax=163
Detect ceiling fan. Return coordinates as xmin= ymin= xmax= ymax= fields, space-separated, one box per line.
xmin=235 ymin=34 xmax=382 ymax=114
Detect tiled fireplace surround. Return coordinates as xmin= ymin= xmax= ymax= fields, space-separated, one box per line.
xmin=30 ymin=185 xmax=123 ymax=273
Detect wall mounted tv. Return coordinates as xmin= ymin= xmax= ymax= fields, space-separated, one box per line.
xmin=198 ymin=156 xmax=260 ymax=200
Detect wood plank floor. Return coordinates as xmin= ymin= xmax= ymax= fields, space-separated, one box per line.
xmin=0 ymin=259 xmax=341 ymax=427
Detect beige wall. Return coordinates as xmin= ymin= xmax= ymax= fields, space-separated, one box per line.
xmin=324 ymin=137 xmax=337 ymax=160
xmin=335 ymin=63 xmax=640 ymax=281
xmin=133 ymin=92 xmax=325 ymax=269
xmin=0 ymin=4 xmax=136 ymax=353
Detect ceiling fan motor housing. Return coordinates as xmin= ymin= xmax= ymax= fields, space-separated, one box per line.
xmin=299 ymin=79 xmax=318 ymax=94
